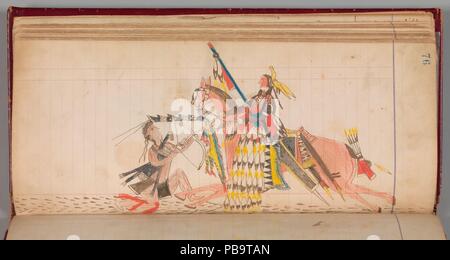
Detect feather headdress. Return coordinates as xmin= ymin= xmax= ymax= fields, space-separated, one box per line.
xmin=269 ymin=66 xmax=296 ymax=100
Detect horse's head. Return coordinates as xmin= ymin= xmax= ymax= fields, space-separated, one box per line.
xmin=191 ymin=77 xmax=234 ymax=136
xmin=191 ymin=77 xmax=233 ymax=108
xmin=191 ymin=77 xmax=212 ymax=107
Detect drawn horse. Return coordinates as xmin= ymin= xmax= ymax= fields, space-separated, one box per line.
xmin=190 ymin=79 xmax=395 ymax=212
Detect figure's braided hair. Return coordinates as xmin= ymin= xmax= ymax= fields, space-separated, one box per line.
xmin=142 ymin=120 xmax=154 ymax=141
xmin=140 ymin=120 xmax=154 ymax=163
xmin=263 ymin=74 xmax=274 ymax=90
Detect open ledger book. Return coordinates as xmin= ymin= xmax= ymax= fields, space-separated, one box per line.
xmin=6 ymin=8 xmax=445 ymax=240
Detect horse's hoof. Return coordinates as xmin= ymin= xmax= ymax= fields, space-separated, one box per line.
xmin=174 ymin=194 xmax=187 ymax=201
xmin=185 ymin=204 xmax=197 ymax=209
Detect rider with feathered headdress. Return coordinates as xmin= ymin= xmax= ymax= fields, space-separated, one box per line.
xmin=253 ymin=66 xmax=296 ymax=106
xmin=251 ymin=66 xmax=296 ymax=140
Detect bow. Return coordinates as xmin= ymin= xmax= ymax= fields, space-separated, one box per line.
xmin=177 ymin=134 xmax=207 ymax=171
xmin=144 ymin=114 xmax=208 ymax=170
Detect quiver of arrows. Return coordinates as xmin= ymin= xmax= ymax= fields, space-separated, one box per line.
xmin=345 ymin=128 xmax=376 ymax=180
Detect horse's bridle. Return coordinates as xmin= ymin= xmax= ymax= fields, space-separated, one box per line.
xmin=191 ymin=85 xmax=212 ymax=107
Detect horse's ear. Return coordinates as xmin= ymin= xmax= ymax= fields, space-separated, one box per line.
xmin=207 ymin=76 xmax=212 ymax=86
xmin=200 ymin=77 xmax=206 ymax=89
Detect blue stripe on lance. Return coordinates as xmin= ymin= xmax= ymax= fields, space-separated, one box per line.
xmin=208 ymin=42 xmax=248 ymax=103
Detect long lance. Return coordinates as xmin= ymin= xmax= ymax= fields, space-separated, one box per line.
xmin=113 ymin=114 xmax=206 ymax=140
xmin=208 ymin=42 xmax=248 ymax=103
xmin=147 ymin=114 xmax=206 ymax=123
xmin=113 ymin=114 xmax=207 ymax=147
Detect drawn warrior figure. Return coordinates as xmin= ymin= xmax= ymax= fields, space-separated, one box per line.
xmin=250 ymin=66 xmax=294 ymax=141
xmin=223 ymin=67 xmax=322 ymax=211
xmin=117 ymin=120 xmax=196 ymax=213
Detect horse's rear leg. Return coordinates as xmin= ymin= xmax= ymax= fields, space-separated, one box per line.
xmin=351 ymin=184 xmax=395 ymax=205
xmin=346 ymin=192 xmax=380 ymax=212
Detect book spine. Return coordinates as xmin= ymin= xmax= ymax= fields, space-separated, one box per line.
xmin=7 ymin=7 xmax=16 ymax=223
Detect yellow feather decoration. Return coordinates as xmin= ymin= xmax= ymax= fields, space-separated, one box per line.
xmin=270 ymin=65 xmax=296 ymax=99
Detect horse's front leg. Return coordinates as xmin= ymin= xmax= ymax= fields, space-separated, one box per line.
xmin=178 ymin=184 xmax=227 ymax=209
xmin=116 ymin=194 xmax=147 ymax=211
xmin=116 ymin=193 xmax=160 ymax=214
xmin=351 ymin=184 xmax=395 ymax=206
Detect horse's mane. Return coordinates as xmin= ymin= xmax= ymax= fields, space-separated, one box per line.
xmin=192 ymin=85 xmax=232 ymax=105
xmin=208 ymin=85 xmax=232 ymax=100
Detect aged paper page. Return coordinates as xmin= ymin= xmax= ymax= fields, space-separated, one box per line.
xmin=11 ymin=12 xmax=438 ymax=215
xmin=6 ymin=214 xmax=446 ymax=240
